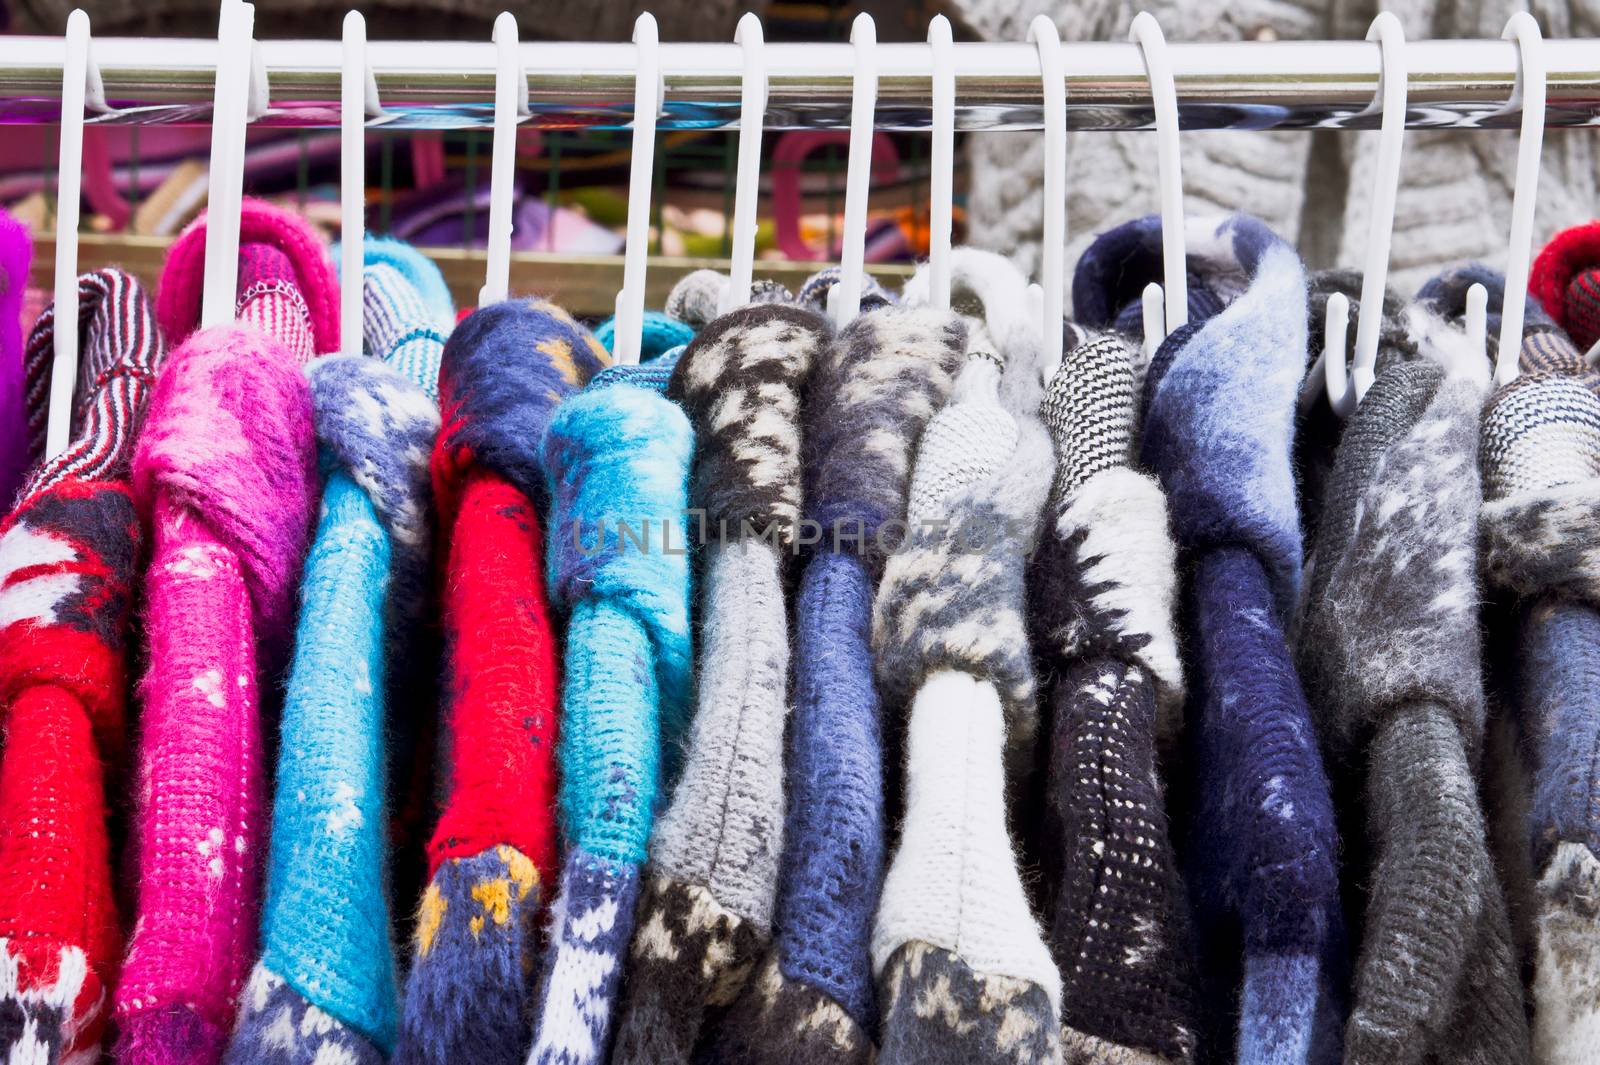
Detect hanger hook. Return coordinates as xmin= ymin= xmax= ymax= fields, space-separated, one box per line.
xmin=827 ymin=13 xmax=878 ymax=330
xmin=927 ymin=14 xmax=955 ymax=312
xmin=1497 ymin=11 xmax=1545 ymax=386
xmin=45 ymin=8 xmax=101 ymax=459
xmin=1026 ymin=15 xmax=1065 ymax=377
xmin=480 ymin=11 xmax=526 ymax=308
xmin=200 ymin=0 xmax=263 ymax=329
xmin=721 ymin=13 xmax=767 ymax=316
xmin=613 ymin=12 xmax=662 ymax=364
xmin=339 ymin=10 xmax=378 ymax=357
xmin=1129 ymin=11 xmax=1186 ymax=351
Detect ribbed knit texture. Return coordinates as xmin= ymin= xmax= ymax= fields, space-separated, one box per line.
xmin=606 ymin=303 xmax=824 ymax=1065
xmin=711 ymin=303 xmax=966 ymax=1065
xmin=1295 ymin=302 xmax=1528 ymax=1065
xmin=1530 ymin=220 xmax=1600 ymax=354
xmin=1473 ymin=291 xmax=1600 ymax=1065
xmin=115 ymin=202 xmax=327 ymax=1065
xmin=528 ymin=356 xmax=692 ymax=1065
xmin=226 ymin=243 xmax=451 ymax=1065
xmin=392 ymin=299 xmax=608 ymax=1065
xmin=870 ymin=348 xmax=1061 ymax=1065
xmin=0 ymin=209 xmax=30 ymax=507
xmin=0 ymin=268 xmax=166 ymax=1064
xmin=1026 ymin=328 xmax=1199 ymax=1064
xmin=1080 ymin=214 xmax=1345 ymax=1065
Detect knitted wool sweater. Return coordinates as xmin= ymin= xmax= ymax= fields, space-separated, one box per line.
xmin=391 ymin=299 xmax=608 ymax=1065
xmin=226 ymin=242 xmax=453 ymax=1065
xmin=607 ymin=301 xmax=826 ymax=1065
xmin=1026 ymin=324 xmax=1198 ymax=1064
xmin=0 ymin=268 xmax=165 ymax=1064
xmin=1294 ymin=311 xmax=1528 ymax=1065
xmin=1078 ymin=214 xmax=1345 ymax=1065
xmin=527 ymin=345 xmax=693 ymax=1065
xmin=709 ymin=302 xmax=967 ymax=1065
xmin=1464 ymin=274 xmax=1600 ymax=1064
xmin=114 ymin=200 xmax=332 ymax=1065
xmin=0 ymin=209 xmax=30 ymax=506
xmin=869 ymin=342 xmax=1061 ymax=1065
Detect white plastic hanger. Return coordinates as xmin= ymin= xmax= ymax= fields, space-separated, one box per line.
xmin=613 ymin=12 xmax=662 ymax=364
xmin=1129 ymin=11 xmax=1185 ymax=359
xmin=719 ymin=13 xmax=767 ymax=316
xmin=44 ymin=8 xmax=104 ymax=459
xmin=1498 ymin=12 xmax=1545 ymax=386
xmin=1299 ymin=12 xmax=1407 ymax=415
xmin=479 ymin=11 xmax=528 ymax=309
xmin=827 ymin=13 xmax=878 ymax=331
xmin=200 ymin=0 xmax=268 ymax=329
xmin=340 ymin=11 xmax=381 ymax=358
xmin=927 ymin=14 xmax=955 ymax=312
xmin=1026 ymin=15 xmax=1065 ymax=378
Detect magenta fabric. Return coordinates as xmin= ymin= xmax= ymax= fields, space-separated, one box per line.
xmin=115 ymin=202 xmax=328 ymax=1065
xmin=0 ymin=210 xmax=31 ymax=508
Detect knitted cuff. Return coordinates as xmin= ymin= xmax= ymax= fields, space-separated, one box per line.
xmin=355 ymin=236 xmax=456 ymax=334
xmin=527 ymin=848 xmax=642 ymax=1065
xmin=20 ymin=268 xmax=166 ymax=502
xmin=872 ymin=355 xmax=1053 ymax=765
xmin=872 ymin=671 xmax=1061 ymax=1065
xmin=394 ymin=846 xmax=542 ymax=1065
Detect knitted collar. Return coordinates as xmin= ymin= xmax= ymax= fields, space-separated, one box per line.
xmin=667 ymin=301 xmax=828 ymax=546
xmin=1078 ymin=213 xmax=1308 ymax=617
xmin=18 ymin=269 xmax=166 ymax=504
xmin=156 ymin=197 xmax=341 ymax=354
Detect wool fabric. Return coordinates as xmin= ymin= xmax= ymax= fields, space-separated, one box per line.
xmin=710 ymin=302 xmax=967 ymax=1065
xmin=226 ymin=245 xmax=451 ymax=1065
xmin=0 ymin=268 xmax=166 ymax=1064
xmin=115 ymin=203 xmax=327 ymax=1065
xmin=527 ymin=354 xmax=692 ymax=1065
xmin=1530 ymin=220 xmax=1600 ymax=354
xmin=663 ymin=268 xmax=792 ymax=327
xmin=1026 ymin=326 xmax=1199 ymax=1064
xmin=1294 ymin=303 xmax=1529 ymax=1065
xmin=1079 ymin=214 xmax=1345 ymax=1065
xmin=591 ymin=309 xmax=694 ymax=363
xmin=870 ymin=349 xmax=1061 ymax=1065
xmin=606 ymin=302 xmax=825 ymax=1065
xmin=1471 ymin=292 xmax=1600 ymax=1065
xmin=0 ymin=209 xmax=30 ymax=506
xmin=392 ymin=298 xmax=608 ymax=1065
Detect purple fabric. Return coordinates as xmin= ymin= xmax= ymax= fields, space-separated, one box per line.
xmin=0 ymin=210 xmax=32 ymax=509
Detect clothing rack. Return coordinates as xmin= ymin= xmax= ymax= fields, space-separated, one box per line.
xmin=1 ymin=33 xmax=1599 ymax=132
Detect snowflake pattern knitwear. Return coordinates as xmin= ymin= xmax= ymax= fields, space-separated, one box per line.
xmin=114 ymin=200 xmax=327 ymax=1065
xmin=1294 ymin=301 xmax=1528 ymax=1065
xmin=0 ymin=268 xmax=166 ymax=1064
xmin=392 ymin=298 xmax=608 ymax=1065
xmin=528 ymin=344 xmax=692 ymax=1065
xmin=870 ymin=347 xmax=1060 ymax=1065
xmin=1079 ymin=214 xmax=1345 ymax=1065
xmin=711 ymin=300 xmax=966 ymax=1065
xmin=226 ymin=243 xmax=452 ymax=1065
xmin=606 ymin=301 xmax=825 ymax=1065
xmin=0 ymin=209 xmax=30 ymax=506
xmin=1469 ymin=286 xmax=1600 ymax=1065
xmin=1026 ymin=326 xmax=1199 ymax=1064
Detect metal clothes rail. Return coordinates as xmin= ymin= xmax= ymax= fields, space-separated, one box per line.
xmin=0 ymin=34 xmax=1598 ymax=132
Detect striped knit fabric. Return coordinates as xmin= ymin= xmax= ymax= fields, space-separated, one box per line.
xmin=392 ymin=300 xmax=608 ymax=1065
xmin=529 ymin=353 xmax=693 ymax=1065
xmin=114 ymin=201 xmax=331 ymax=1065
xmin=0 ymin=268 xmax=167 ymax=1065
xmin=225 ymin=244 xmax=452 ymax=1065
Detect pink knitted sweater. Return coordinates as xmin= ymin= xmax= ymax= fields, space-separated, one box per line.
xmin=114 ymin=201 xmax=334 ymax=1065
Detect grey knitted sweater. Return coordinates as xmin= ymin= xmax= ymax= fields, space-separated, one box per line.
xmin=1293 ymin=313 xmax=1529 ymax=1065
